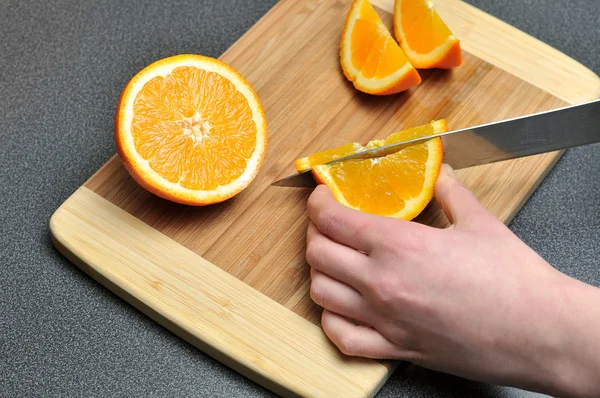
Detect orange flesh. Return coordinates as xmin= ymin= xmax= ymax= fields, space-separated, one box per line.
xmin=316 ymin=125 xmax=439 ymax=215
xmin=131 ymin=66 xmax=257 ymax=190
xmin=378 ymin=123 xmax=439 ymax=146
xmin=401 ymin=0 xmax=452 ymax=54
xmin=351 ymin=1 xmax=412 ymax=78
xmin=377 ymin=38 xmax=412 ymax=78
xmin=295 ymin=122 xmax=443 ymax=172
xmin=295 ymin=142 xmax=364 ymax=172
xmin=321 ymin=145 xmax=430 ymax=215
xmin=350 ymin=18 xmax=381 ymax=71
xmin=308 ymin=120 xmax=446 ymax=219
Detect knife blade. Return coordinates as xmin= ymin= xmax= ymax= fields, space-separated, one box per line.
xmin=272 ymin=99 xmax=600 ymax=188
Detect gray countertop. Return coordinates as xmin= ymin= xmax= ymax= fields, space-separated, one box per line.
xmin=1 ymin=0 xmax=598 ymax=396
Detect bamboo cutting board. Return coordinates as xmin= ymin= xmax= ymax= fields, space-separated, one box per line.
xmin=50 ymin=0 xmax=600 ymax=396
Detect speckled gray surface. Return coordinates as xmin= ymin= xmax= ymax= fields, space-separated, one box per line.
xmin=0 ymin=0 xmax=598 ymax=396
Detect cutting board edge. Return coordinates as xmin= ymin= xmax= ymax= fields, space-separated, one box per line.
xmin=49 ymin=228 xmax=290 ymax=397
xmin=49 ymin=229 xmax=304 ymax=398
xmin=49 ymin=186 xmax=396 ymax=398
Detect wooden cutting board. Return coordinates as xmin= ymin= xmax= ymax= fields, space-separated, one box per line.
xmin=50 ymin=0 xmax=600 ymax=396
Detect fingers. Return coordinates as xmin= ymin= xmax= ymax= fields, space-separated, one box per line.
xmin=307 ymin=185 xmax=384 ymax=253
xmin=321 ymin=310 xmax=406 ymax=359
xmin=307 ymin=222 xmax=371 ymax=290
xmin=310 ymin=268 xmax=371 ymax=323
xmin=435 ymin=164 xmax=497 ymax=228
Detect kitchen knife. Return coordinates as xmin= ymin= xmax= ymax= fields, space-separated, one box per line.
xmin=272 ymin=99 xmax=600 ymax=188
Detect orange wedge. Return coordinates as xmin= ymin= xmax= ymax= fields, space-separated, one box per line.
xmin=341 ymin=0 xmax=421 ymax=95
xmin=393 ymin=0 xmax=462 ymax=69
xmin=302 ymin=120 xmax=446 ymax=220
xmin=294 ymin=142 xmax=364 ymax=172
xmin=115 ymin=54 xmax=268 ymax=205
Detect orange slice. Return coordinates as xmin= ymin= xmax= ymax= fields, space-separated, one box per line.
xmin=341 ymin=0 xmax=421 ymax=95
xmin=294 ymin=142 xmax=364 ymax=172
xmin=115 ymin=54 xmax=268 ymax=205
xmin=307 ymin=120 xmax=446 ymax=220
xmin=294 ymin=119 xmax=445 ymax=171
xmin=393 ymin=0 xmax=462 ymax=69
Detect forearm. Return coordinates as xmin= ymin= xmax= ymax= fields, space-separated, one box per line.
xmin=540 ymin=275 xmax=600 ymax=398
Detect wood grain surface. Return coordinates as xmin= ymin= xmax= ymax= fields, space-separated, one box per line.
xmin=50 ymin=0 xmax=600 ymax=396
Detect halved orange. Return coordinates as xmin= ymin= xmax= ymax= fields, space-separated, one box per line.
xmin=341 ymin=0 xmax=421 ymax=95
xmin=303 ymin=120 xmax=446 ymax=220
xmin=115 ymin=54 xmax=268 ymax=205
xmin=393 ymin=0 xmax=462 ymax=69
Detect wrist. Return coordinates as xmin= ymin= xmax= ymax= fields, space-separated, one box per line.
xmin=538 ymin=275 xmax=600 ymax=398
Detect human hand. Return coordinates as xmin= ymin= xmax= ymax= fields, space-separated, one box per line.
xmin=306 ymin=164 xmax=600 ymax=397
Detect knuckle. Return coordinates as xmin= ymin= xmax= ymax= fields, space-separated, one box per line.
xmin=309 ymin=278 xmax=326 ymax=307
xmin=369 ymin=274 xmax=404 ymax=308
xmin=435 ymin=178 xmax=456 ymax=197
xmin=338 ymin=333 xmax=360 ymax=357
xmin=362 ymin=272 xmax=379 ymax=292
xmin=305 ymin=240 xmax=322 ymax=267
xmin=317 ymin=209 xmax=337 ymax=236
xmin=354 ymin=218 xmax=376 ymax=243
xmin=362 ymin=271 xmax=379 ymax=292
xmin=306 ymin=189 xmax=319 ymax=212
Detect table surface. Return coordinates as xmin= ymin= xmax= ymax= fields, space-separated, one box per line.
xmin=1 ymin=0 xmax=598 ymax=396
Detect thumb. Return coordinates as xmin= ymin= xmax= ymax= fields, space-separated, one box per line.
xmin=435 ymin=164 xmax=493 ymax=227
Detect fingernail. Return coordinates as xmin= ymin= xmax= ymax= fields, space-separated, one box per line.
xmin=442 ymin=163 xmax=456 ymax=178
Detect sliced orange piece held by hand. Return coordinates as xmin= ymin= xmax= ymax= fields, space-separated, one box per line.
xmin=341 ymin=0 xmax=421 ymax=95
xmin=393 ymin=0 xmax=462 ymax=69
xmin=294 ymin=119 xmax=446 ymax=172
xmin=294 ymin=142 xmax=364 ymax=172
xmin=306 ymin=120 xmax=447 ymax=220
xmin=115 ymin=54 xmax=268 ymax=205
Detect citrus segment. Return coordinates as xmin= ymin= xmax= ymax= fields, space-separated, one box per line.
xmin=341 ymin=0 xmax=421 ymax=95
xmin=309 ymin=120 xmax=446 ymax=220
xmin=294 ymin=142 xmax=364 ymax=172
xmin=115 ymin=54 xmax=267 ymax=205
xmin=393 ymin=0 xmax=462 ymax=69
xmin=294 ymin=120 xmax=447 ymax=172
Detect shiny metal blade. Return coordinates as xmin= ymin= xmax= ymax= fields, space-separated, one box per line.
xmin=271 ymin=170 xmax=317 ymax=187
xmin=272 ymin=99 xmax=600 ymax=188
xmin=440 ymin=99 xmax=600 ymax=169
